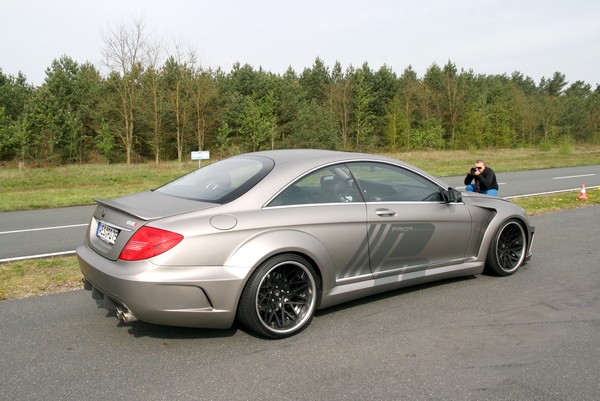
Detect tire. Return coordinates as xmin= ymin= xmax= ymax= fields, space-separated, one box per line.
xmin=238 ymin=254 xmax=319 ymax=339
xmin=484 ymin=219 xmax=527 ymax=276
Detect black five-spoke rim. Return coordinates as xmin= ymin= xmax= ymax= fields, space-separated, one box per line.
xmin=496 ymin=222 xmax=526 ymax=271
xmin=256 ymin=262 xmax=315 ymax=333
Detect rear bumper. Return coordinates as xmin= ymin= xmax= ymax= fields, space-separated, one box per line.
xmin=76 ymin=244 xmax=251 ymax=329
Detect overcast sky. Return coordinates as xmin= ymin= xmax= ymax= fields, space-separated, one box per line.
xmin=2 ymin=0 xmax=600 ymax=87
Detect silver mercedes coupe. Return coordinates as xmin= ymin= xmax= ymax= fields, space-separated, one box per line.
xmin=77 ymin=149 xmax=534 ymax=338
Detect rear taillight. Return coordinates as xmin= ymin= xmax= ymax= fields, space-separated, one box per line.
xmin=119 ymin=227 xmax=183 ymax=261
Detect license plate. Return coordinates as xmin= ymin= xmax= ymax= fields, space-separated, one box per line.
xmin=96 ymin=222 xmax=120 ymax=245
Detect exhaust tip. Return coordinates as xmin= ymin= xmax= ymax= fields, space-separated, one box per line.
xmin=115 ymin=307 xmax=138 ymax=324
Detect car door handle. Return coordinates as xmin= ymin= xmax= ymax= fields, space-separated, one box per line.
xmin=375 ymin=208 xmax=397 ymax=217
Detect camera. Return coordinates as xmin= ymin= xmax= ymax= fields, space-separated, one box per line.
xmin=470 ymin=167 xmax=477 ymax=174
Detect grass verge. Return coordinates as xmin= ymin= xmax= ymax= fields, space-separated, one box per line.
xmin=511 ymin=187 xmax=600 ymax=215
xmin=0 ymin=256 xmax=82 ymax=300
xmin=2 ymin=146 xmax=600 ymax=211
xmin=0 ymin=162 xmax=197 ymax=211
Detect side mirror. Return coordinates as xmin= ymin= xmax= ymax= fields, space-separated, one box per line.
xmin=446 ymin=188 xmax=462 ymax=203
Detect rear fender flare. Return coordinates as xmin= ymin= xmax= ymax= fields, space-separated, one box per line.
xmin=225 ymin=229 xmax=334 ymax=290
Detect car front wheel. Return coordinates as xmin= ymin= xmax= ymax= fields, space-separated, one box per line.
xmin=485 ymin=219 xmax=527 ymax=276
xmin=238 ymin=254 xmax=319 ymax=339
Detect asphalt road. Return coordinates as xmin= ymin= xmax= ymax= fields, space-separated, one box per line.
xmin=0 ymin=206 xmax=93 ymax=262
xmin=442 ymin=165 xmax=600 ymax=197
xmin=1 ymin=206 xmax=599 ymax=400
xmin=0 ymin=165 xmax=599 ymax=262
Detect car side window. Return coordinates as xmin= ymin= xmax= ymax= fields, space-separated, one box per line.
xmin=348 ymin=162 xmax=443 ymax=202
xmin=268 ymin=165 xmax=362 ymax=206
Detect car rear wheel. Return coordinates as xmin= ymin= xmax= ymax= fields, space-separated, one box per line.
xmin=238 ymin=254 xmax=319 ymax=339
xmin=485 ymin=219 xmax=527 ymax=276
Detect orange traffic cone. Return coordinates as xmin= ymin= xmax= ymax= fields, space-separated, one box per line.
xmin=577 ymin=184 xmax=589 ymax=201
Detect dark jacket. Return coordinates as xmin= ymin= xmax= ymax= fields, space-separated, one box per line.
xmin=464 ymin=166 xmax=498 ymax=191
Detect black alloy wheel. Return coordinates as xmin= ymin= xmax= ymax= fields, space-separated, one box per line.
xmin=485 ymin=219 xmax=527 ymax=276
xmin=238 ymin=254 xmax=318 ymax=339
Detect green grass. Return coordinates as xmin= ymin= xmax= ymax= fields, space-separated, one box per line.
xmin=2 ymin=146 xmax=600 ymax=211
xmin=0 ymin=256 xmax=82 ymax=300
xmin=385 ymin=146 xmax=600 ymax=177
xmin=0 ymin=162 xmax=197 ymax=211
xmin=512 ymin=187 xmax=600 ymax=215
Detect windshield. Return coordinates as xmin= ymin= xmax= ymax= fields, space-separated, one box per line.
xmin=155 ymin=156 xmax=274 ymax=203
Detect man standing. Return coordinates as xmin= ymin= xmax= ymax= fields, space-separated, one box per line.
xmin=464 ymin=160 xmax=498 ymax=196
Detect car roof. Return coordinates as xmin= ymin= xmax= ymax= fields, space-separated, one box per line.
xmin=243 ymin=149 xmax=350 ymax=165
xmin=239 ymin=148 xmax=413 ymax=167
xmin=233 ymin=149 xmax=449 ymax=193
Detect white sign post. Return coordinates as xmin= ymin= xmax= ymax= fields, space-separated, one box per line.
xmin=191 ymin=150 xmax=210 ymax=167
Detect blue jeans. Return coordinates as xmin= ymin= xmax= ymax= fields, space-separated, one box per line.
xmin=466 ymin=184 xmax=498 ymax=196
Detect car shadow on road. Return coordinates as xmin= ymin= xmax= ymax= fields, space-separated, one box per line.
xmin=315 ymin=275 xmax=477 ymax=317
xmin=120 ymin=319 xmax=240 ymax=339
xmin=100 ymin=276 xmax=477 ymax=340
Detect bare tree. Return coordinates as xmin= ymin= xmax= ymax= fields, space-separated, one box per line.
xmin=398 ymin=66 xmax=420 ymax=151
xmin=442 ymin=62 xmax=468 ymax=147
xmin=191 ymin=68 xmax=218 ymax=152
xmin=164 ymin=41 xmax=197 ymax=162
xmin=143 ymin=36 xmax=166 ymax=164
xmin=328 ymin=62 xmax=352 ymax=149
xmin=101 ymin=17 xmax=148 ymax=164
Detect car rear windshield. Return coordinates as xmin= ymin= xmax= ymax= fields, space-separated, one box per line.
xmin=155 ymin=156 xmax=274 ymax=203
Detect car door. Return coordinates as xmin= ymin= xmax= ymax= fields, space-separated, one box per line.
xmin=266 ymin=164 xmax=371 ymax=284
xmin=347 ymin=162 xmax=472 ymax=278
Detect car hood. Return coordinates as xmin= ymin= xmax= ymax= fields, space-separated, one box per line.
xmin=95 ymin=190 xmax=218 ymax=221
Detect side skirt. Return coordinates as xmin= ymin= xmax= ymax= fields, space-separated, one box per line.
xmin=318 ymin=261 xmax=484 ymax=310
